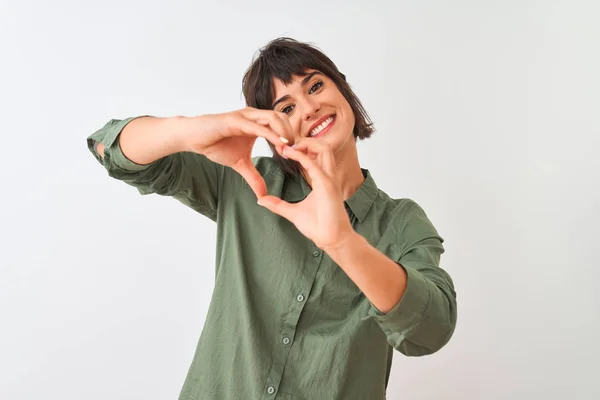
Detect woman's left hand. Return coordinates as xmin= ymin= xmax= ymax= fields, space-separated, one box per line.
xmin=256 ymin=139 xmax=354 ymax=251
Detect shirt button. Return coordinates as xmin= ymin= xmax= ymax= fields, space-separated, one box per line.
xmin=283 ymin=337 xmax=291 ymax=345
xmin=312 ymin=250 xmax=321 ymax=257
xmin=296 ymin=294 xmax=305 ymax=302
xmin=267 ymin=386 xmax=276 ymax=395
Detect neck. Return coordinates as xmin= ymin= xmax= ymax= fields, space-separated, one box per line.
xmin=303 ymin=138 xmax=364 ymax=200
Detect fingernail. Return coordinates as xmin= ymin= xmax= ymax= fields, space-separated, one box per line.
xmin=279 ymin=137 xmax=289 ymax=144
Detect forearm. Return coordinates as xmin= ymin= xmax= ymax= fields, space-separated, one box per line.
xmin=96 ymin=116 xmax=197 ymax=164
xmin=324 ymin=232 xmax=407 ymax=314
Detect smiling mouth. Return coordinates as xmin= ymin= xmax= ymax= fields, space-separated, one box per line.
xmin=309 ymin=115 xmax=336 ymax=138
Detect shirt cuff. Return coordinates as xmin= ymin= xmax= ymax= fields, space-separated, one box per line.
xmin=87 ymin=116 xmax=152 ymax=172
xmin=366 ymin=263 xmax=430 ymax=333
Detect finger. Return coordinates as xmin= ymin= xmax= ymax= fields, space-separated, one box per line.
xmin=255 ymin=119 xmax=290 ymax=146
xmin=238 ymin=119 xmax=288 ymax=153
xmin=257 ymin=195 xmax=298 ymax=221
xmin=252 ymin=122 xmax=291 ymax=159
xmin=265 ymin=111 xmax=294 ymax=139
xmin=291 ymin=137 xmax=330 ymax=155
xmin=276 ymin=113 xmax=294 ymax=144
xmin=232 ymin=158 xmax=267 ymax=198
xmin=289 ymin=140 xmax=336 ymax=177
xmin=243 ymin=109 xmax=293 ymax=143
xmin=281 ymin=146 xmax=329 ymax=183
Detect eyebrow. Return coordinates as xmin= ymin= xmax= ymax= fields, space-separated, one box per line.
xmin=271 ymin=71 xmax=323 ymax=110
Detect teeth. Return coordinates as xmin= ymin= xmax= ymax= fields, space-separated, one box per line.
xmin=310 ymin=116 xmax=334 ymax=137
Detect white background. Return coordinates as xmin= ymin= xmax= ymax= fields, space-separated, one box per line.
xmin=1 ymin=0 xmax=599 ymax=399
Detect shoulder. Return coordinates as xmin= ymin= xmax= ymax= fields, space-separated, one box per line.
xmin=376 ymin=192 xmax=441 ymax=241
xmin=375 ymin=188 xmax=424 ymax=221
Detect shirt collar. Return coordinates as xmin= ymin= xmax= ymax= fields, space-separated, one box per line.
xmin=282 ymin=168 xmax=379 ymax=223
xmin=345 ymin=169 xmax=378 ymax=223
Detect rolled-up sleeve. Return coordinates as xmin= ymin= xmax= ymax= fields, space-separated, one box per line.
xmin=86 ymin=117 xmax=223 ymax=221
xmin=369 ymin=200 xmax=457 ymax=356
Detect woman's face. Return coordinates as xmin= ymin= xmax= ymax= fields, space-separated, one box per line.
xmin=271 ymin=69 xmax=356 ymax=155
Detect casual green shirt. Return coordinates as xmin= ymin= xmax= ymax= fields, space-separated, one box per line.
xmin=87 ymin=117 xmax=457 ymax=400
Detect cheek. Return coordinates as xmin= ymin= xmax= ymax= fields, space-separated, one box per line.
xmin=291 ymin=117 xmax=303 ymax=136
xmin=336 ymin=96 xmax=352 ymax=118
xmin=342 ymin=101 xmax=355 ymax=125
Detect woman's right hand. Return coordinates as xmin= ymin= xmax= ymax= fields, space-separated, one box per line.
xmin=184 ymin=107 xmax=294 ymax=198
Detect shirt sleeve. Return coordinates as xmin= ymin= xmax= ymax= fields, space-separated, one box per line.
xmin=368 ymin=200 xmax=457 ymax=356
xmin=87 ymin=116 xmax=223 ymax=221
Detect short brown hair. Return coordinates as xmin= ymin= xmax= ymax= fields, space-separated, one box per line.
xmin=242 ymin=37 xmax=374 ymax=176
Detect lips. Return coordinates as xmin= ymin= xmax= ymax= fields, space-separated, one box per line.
xmin=308 ymin=114 xmax=336 ymax=137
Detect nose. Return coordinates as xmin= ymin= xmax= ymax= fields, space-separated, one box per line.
xmin=300 ymin=96 xmax=320 ymax=122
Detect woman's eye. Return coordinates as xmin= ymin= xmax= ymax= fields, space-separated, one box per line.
xmin=281 ymin=105 xmax=294 ymax=114
xmin=309 ymin=80 xmax=323 ymax=94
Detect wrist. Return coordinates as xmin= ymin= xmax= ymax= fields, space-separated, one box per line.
xmin=170 ymin=115 xmax=205 ymax=153
xmin=323 ymin=229 xmax=362 ymax=257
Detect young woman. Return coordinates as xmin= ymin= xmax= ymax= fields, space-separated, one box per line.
xmin=88 ymin=37 xmax=457 ymax=400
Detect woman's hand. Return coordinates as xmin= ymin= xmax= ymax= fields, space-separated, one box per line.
xmin=256 ymin=139 xmax=354 ymax=251
xmin=187 ymin=107 xmax=293 ymax=198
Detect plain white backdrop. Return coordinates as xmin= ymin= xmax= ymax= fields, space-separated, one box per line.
xmin=1 ymin=0 xmax=599 ymax=399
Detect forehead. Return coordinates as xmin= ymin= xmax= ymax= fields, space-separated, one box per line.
xmin=271 ymin=68 xmax=321 ymax=96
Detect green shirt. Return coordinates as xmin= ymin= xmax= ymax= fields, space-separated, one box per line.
xmin=87 ymin=117 xmax=457 ymax=400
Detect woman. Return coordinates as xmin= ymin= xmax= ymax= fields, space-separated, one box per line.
xmin=88 ymin=37 xmax=457 ymax=400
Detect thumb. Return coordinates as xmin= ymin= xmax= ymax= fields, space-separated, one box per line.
xmin=257 ymin=195 xmax=297 ymax=221
xmin=232 ymin=158 xmax=267 ymax=198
